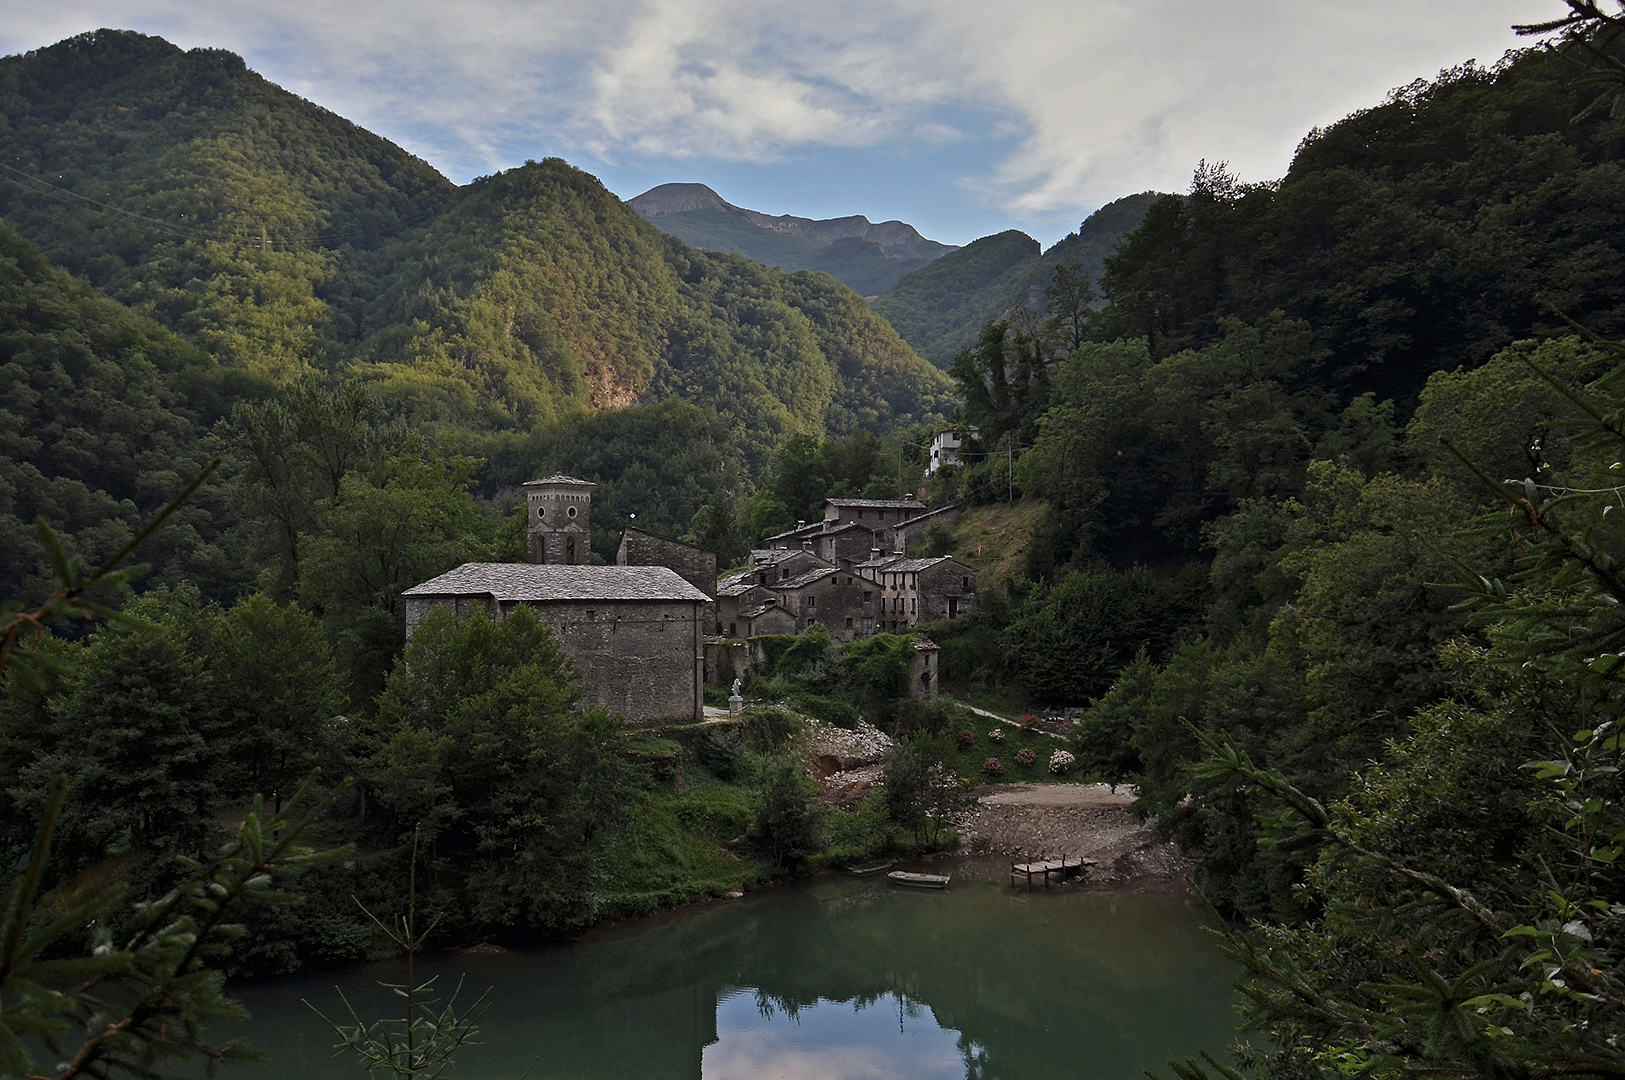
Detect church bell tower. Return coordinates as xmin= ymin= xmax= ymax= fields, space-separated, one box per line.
xmin=524 ymin=474 xmax=596 ymax=565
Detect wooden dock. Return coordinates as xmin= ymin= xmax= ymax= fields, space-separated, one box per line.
xmin=1010 ymin=857 xmax=1095 ymax=889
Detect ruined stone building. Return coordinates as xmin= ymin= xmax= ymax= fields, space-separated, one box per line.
xmin=403 ymin=476 xmax=708 ymax=723
xmin=617 ymin=527 xmax=716 ymax=598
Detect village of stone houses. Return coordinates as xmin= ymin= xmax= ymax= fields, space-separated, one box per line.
xmin=404 ymin=472 xmax=972 ymax=724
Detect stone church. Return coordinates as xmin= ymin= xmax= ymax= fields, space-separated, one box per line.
xmin=403 ymin=476 xmax=708 ymax=723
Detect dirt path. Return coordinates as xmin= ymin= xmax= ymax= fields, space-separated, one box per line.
xmin=957 ymin=782 xmax=1192 ymax=893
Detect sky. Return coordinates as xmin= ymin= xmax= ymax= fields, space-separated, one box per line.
xmin=0 ymin=0 xmax=1571 ymax=248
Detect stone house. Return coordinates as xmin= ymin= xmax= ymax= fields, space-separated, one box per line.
xmin=736 ymin=548 xmax=834 ymax=587
xmin=714 ymin=579 xmax=780 ymax=637
xmin=861 ymin=555 xmax=977 ymax=631
xmin=822 ymin=497 xmax=927 ymax=532
xmin=775 ymin=566 xmax=877 ymax=642
xmin=402 ymin=563 xmax=709 ymax=722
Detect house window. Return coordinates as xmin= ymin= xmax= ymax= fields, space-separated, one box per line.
xmin=863 ymin=591 xmax=872 ymax=604
xmin=863 ymin=618 xmax=874 ymax=634
xmin=845 ymin=617 xmax=853 ymax=629
xmin=911 ymin=597 xmax=917 ymax=614
xmin=807 ymin=595 xmax=816 ymax=610
xmin=962 ymin=576 xmax=969 ymax=590
xmin=729 ymin=622 xmax=737 ymax=636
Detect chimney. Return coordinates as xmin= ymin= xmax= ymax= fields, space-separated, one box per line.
xmin=801 ymin=540 xmax=813 ymax=552
xmin=796 ymin=520 xmax=806 ymax=529
xmin=870 ymin=547 xmax=881 ymax=560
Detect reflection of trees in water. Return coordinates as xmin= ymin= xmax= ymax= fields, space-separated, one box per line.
xmin=559 ymin=881 xmax=1233 ymax=1080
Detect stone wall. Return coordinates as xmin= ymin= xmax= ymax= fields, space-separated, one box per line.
xmin=409 ymin=596 xmax=703 ymax=722
xmin=617 ymin=529 xmax=718 ymax=598
xmin=501 ymin=598 xmax=704 ymax=722
xmin=918 ymin=560 xmax=977 ymax=623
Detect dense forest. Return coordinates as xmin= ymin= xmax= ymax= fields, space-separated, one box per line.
xmin=7 ymin=7 xmax=1625 ymax=1080
xmin=870 ymin=191 xmax=1156 ymax=367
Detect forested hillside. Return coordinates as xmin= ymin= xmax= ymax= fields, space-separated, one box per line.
xmin=0 ymin=29 xmax=951 ymax=570
xmin=872 ymin=192 xmax=1156 ymax=366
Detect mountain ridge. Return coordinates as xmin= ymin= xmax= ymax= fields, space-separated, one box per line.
xmin=629 ymin=181 xmax=957 ymax=295
xmin=631 ymin=182 xmax=957 ymax=259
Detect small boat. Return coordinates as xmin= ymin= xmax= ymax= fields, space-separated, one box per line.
xmin=887 ymin=871 xmax=950 ymax=890
xmin=850 ymin=861 xmax=894 ymax=876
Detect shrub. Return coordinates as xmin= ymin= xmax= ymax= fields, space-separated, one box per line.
xmin=1015 ymin=747 xmax=1036 ymax=768
xmin=983 ymin=756 xmax=1004 ymax=777
xmin=957 ymin=729 xmax=975 ymax=748
xmin=1048 ymin=749 xmax=1076 ymax=774
xmin=987 ymin=727 xmax=1005 ymax=743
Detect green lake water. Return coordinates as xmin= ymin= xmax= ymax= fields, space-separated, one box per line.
xmin=226 ymin=858 xmax=1239 ymax=1080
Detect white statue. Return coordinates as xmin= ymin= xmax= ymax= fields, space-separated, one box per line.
xmin=730 ymin=677 xmax=743 ymax=698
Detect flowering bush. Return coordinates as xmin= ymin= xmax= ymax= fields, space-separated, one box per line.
xmin=1048 ymin=749 xmax=1076 ymax=774
xmin=983 ymin=756 xmax=1004 ymax=777
xmin=1015 ymin=747 xmax=1036 ymax=767
xmin=987 ymin=727 xmax=1005 ymax=743
xmin=957 ymin=729 xmax=975 ymax=749
xmin=1019 ymin=713 xmax=1037 ymax=730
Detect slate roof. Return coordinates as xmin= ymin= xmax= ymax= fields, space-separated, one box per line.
xmin=778 ymin=567 xmax=839 ymax=591
xmin=750 ymin=548 xmax=804 ymax=564
xmin=403 ymin=563 xmax=709 ymax=603
xmin=761 ymin=522 xmax=824 ymax=544
xmin=825 ymin=498 xmax=926 ymax=510
xmin=873 ymin=556 xmax=961 ymax=575
xmin=522 ymin=474 xmax=597 ymax=488
xmin=740 ymin=603 xmax=788 ymax=619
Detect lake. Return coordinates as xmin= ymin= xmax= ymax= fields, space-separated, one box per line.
xmin=227 ymin=857 xmax=1238 ymax=1080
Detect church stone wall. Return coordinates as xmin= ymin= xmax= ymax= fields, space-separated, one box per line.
xmin=499 ymin=598 xmax=704 ymax=722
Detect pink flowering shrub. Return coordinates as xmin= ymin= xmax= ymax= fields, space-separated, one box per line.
xmin=983 ymin=756 xmax=1004 ymax=777
xmin=1015 ymin=747 xmax=1036 ymax=767
xmin=957 ymin=729 xmax=975 ymax=749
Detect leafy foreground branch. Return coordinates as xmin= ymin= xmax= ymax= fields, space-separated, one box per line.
xmin=0 ymin=774 xmax=340 ymax=1079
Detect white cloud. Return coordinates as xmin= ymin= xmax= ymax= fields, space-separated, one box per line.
xmin=1 ymin=0 xmax=1574 ymax=221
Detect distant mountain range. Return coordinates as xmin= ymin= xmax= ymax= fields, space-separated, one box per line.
xmin=871 ymin=193 xmax=1160 ymax=368
xmin=630 ymin=183 xmax=958 ymax=296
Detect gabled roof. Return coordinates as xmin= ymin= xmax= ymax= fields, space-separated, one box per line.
xmin=740 ymin=602 xmax=790 ymax=620
xmin=522 ymin=474 xmax=596 ymax=488
xmin=750 ymin=548 xmax=806 ymax=564
xmin=761 ymin=521 xmax=825 ymax=544
xmin=874 ymin=557 xmax=961 ymax=575
xmin=403 ymin=563 xmax=709 ymax=603
xmin=717 ymin=577 xmax=771 ymax=597
xmin=825 ymin=498 xmax=927 ymax=510
xmin=778 ymin=567 xmax=839 ymax=591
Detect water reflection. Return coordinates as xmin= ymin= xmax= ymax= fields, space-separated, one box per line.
xmin=705 ymin=990 xmax=964 ymax=1080
xmin=226 ymin=860 xmax=1236 ymax=1080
